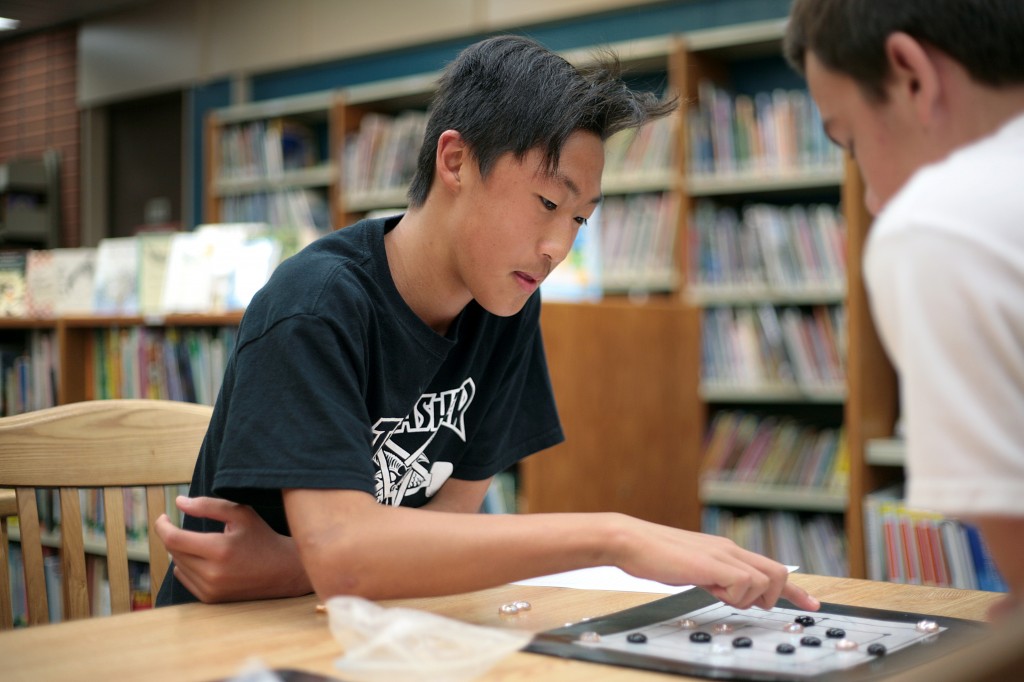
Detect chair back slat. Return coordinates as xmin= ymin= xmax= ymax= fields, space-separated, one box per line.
xmin=15 ymin=488 xmax=48 ymax=625
xmin=58 ymin=488 xmax=90 ymax=621
xmin=146 ymin=485 xmax=171 ymax=598
xmin=0 ymin=515 xmax=12 ymax=629
xmin=0 ymin=400 xmax=211 ymax=630
xmin=102 ymin=486 xmax=131 ymax=614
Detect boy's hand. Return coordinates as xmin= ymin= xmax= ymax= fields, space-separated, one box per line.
xmin=155 ymin=496 xmax=312 ymax=603
xmin=609 ymin=515 xmax=820 ymax=612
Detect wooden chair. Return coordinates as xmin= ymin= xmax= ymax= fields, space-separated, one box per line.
xmin=0 ymin=399 xmax=212 ymax=628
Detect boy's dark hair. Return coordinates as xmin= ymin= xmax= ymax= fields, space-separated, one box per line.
xmin=784 ymin=0 xmax=1024 ymax=101
xmin=407 ymin=34 xmax=676 ymax=207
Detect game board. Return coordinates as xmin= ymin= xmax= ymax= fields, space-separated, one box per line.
xmin=526 ymin=588 xmax=988 ymax=681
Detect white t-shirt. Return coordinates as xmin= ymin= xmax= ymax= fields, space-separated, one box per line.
xmin=864 ymin=111 xmax=1024 ymax=518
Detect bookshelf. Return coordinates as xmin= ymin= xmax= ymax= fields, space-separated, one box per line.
xmin=669 ymin=20 xmax=890 ymax=578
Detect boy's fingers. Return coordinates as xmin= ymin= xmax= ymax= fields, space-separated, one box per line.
xmin=781 ymin=582 xmax=821 ymax=611
xmin=175 ymin=495 xmax=240 ymax=524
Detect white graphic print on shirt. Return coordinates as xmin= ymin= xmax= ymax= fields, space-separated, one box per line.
xmin=371 ymin=378 xmax=476 ymax=505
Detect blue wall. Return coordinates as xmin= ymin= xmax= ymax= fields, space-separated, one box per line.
xmin=189 ymin=0 xmax=793 ymax=225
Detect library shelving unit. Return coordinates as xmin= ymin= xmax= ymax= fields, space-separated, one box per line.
xmin=673 ymin=21 xmax=896 ymax=578
xmin=204 ymin=91 xmax=345 ymax=232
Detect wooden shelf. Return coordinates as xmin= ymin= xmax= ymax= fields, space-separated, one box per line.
xmin=687 ymin=285 xmax=846 ymax=306
xmin=687 ymin=166 xmax=844 ymax=196
xmin=866 ymin=438 xmax=905 ymax=466
xmin=212 ymin=164 xmax=336 ymax=196
xmin=701 ymin=382 xmax=846 ymax=403
xmin=701 ymin=480 xmax=847 ymax=513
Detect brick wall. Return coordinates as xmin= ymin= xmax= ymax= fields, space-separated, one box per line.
xmin=0 ymin=26 xmax=80 ymax=247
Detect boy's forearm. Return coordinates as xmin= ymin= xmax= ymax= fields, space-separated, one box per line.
xmin=286 ymin=488 xmax=620 ymax=600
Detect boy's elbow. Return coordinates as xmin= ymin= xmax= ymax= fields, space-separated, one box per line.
xmin=293 ymin=525 xmax=380 ymax=601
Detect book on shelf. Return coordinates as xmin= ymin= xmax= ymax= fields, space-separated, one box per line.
xmin=24 ymin=246 xmax=103 ymax=317
xmin=541 ymin=204 xmax=603 ymax=302
xmin=863 ymin=484 xmax=1008 ymax=592
xmin=688 ymin=201 xmax=847 ymax=295
xmin=700 ymin=304 xmax=845 ymax=393
xmin=93 ymin=237 xmax=140 ymax=315
xmin=701 ymin=410 xmax=847 ymax=493
xmin=703 ymin=506 xmax=847 ymax=577
xmin=0 ymin=250 xmax=28 ymax=317
xmin=1 ymin=329 xmax=58 ymax=416
xmin=342 ymin=110 xmax=428 ymax=198
xmin=688 ymin=80 xmax=842 ymax=178
xmin=89 ymin=325 xmax=236 ymax=405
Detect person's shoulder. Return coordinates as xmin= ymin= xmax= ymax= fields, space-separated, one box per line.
xmin=877 ymin=113 xmax=1024 ymax=237
xmin=247 ymin=218 xmax=389 ymax=323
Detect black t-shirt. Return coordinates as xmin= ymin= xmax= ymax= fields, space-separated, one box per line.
xmin=157 ymin=216 xmax=564 ymax=605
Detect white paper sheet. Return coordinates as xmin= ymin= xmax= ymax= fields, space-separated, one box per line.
xmin=512 ymin=566 xmax=695 ymax=594
xmin=512 ymin=565 xmax=800 ymax=594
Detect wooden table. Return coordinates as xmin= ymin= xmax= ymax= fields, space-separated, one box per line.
xmin=0 ymin=574 xmax=1011 ymax=682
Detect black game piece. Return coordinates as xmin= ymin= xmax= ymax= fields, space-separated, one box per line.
xmin=868 ymin=643 xmax=887 ymax=656
xmin=689 ymin=632 xmax=712 ymax=643
xmin=626 ymin=632 xmax=648 ymax=644
xmin=800 ymin=636 xmax=822 ymax=647
xmin=826 ymin=628 xmax=846 ymax=638
xmin=732 ymin=637 xmax=753 ymax=648
xmin=776 ymin=643 xmax=796 ymax=654
xmin=795 ymin=615 xmax=816 ymax=626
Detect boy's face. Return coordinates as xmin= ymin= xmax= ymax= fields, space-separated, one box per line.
xmin=806 ymin=52 xmax=928 ymax=215
xmin=453 ymin=130 xmax=604 ymax=316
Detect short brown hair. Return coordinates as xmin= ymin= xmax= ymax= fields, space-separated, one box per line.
xmin=784 ymin=0 xmax=1024 ymax=101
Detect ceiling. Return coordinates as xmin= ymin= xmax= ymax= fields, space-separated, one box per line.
xmin=0 ymin=0 xmax=154 ymax=41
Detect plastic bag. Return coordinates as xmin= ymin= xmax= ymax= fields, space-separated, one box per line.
xmin=326 ymin=596 xmax=533 ymax=682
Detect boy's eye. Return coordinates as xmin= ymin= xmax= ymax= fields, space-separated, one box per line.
xmin=539 ymin=196 xmax=557 ymax=211
xmin=575 ymin=217 xmax=588 ymax=227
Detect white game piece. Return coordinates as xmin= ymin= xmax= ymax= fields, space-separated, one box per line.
xmin=783 ymin=623 xmax=804 ymax=634
xmin=513 ymin=601 xmax=532 ymax=611
xmin=675 ymin=618 xmax=698 ymax=629
xmin=578 ymin=631 xmax=601 ymax=643
xmin=712 ymin=623 xmax=734 ymax=635
xmin=835 ymin=638 xmax=859 ymax=651
xmin=916 ymin=620 xmax=940 ymax=633
xmin=498 ymin=603 xmax=519 ymax=615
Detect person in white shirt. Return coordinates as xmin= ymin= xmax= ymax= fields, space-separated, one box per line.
xmin=785 ymin=0 xmax=1024 ymax=616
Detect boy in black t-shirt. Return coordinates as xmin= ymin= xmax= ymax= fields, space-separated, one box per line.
xmin=156 ymin=34 xmax=819 ymax=612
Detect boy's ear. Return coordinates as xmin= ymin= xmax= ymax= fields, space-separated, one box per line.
xmin=435 ymin=129 xmax=467 ymax=193
xmin=884 ymin=32 xmax=941 ymax=127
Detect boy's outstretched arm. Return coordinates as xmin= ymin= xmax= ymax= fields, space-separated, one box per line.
xmin=286 ymin=488 xmax=819 ymax=612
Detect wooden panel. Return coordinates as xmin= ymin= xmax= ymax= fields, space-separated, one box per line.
xmin=521 ymin=300 xmax=703 ymax=530
xmin=841 ymin=155 xmax=898 ymax=578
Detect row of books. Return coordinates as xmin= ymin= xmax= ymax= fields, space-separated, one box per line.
xmin=603 ymin=107 xmax=678 ymax=178
xmin=689 ymin=201 xmax=847 ymax=293
xmin=701 ymin=304 xmax=846 ymax=391
xmin=702 ymin=507 xmax=848 ymax=578
xmin=342 ymin=110 xmax=428 ymax=197
xmin=701 ymin=410 xmax=848 ymax=492
xmin=218 ymin=118 xmax=321 ymax=179
xmin=1 ymin=330 xmax=58 ymax=416
xmin=219 ymin=189 xmax=331 ymax=233
xmin=687 ymin=81 xmax=843 ymax=177
xmin=90 ymin=326 xmax=236 ymax=405
xmin=863 ymin=484 xmax=1008 ymax=592
xmin=338 ymin=103 xmax=678 ymax=200
xmin=0 ymin=222 xmax=317 ymax=319
xmin=6 ymin=544 xmax=154 ymax=627
xmin=542 ymin=192 xmax=678 ymax=301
